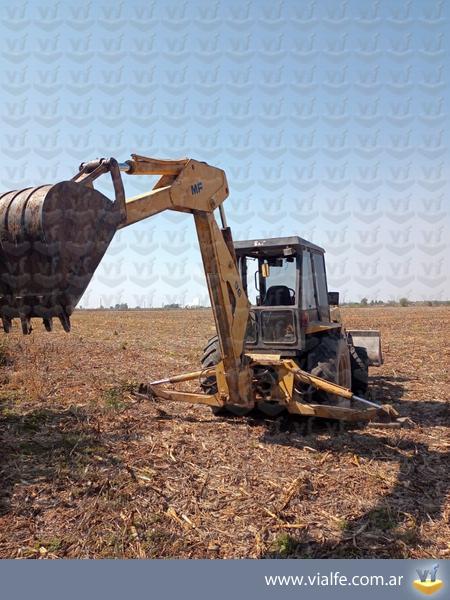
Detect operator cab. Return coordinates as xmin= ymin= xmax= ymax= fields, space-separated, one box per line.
xmin=234 ymin=236 xmax=337 ymax=354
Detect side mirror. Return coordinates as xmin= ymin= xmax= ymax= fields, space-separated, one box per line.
xmin=261 ymin=263 xmax=270 ymax=278
xmin=328 ymin=291 xmax=339 ymax=306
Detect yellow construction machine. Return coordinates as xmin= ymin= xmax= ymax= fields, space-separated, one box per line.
xmin=0 ymin=155 xmax=398 ymax=422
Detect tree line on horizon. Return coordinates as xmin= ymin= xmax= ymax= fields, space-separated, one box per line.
xmin=77 ymin=299 xmax=450 ymax=311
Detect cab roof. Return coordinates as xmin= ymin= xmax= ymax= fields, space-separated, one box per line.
xmin=234 ymin=236 xmax=325 ymax=256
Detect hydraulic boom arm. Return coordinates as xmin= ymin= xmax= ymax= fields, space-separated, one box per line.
xmin=116 ymin=154 xmax=253 ymax=408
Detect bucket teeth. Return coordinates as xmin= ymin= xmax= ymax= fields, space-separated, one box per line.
xmin=20 ymin=316 xmax=32 ymax=335
xmin=1 ymin=315 xmax=70 ymax=332
xmin=1 ymin=317 xmax=12 ymax=333
xmin=43 ymin=317 xmax=53 ymax=332
xmin=58 ymin=313 xmax=71 ymax=333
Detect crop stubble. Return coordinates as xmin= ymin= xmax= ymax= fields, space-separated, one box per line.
xmin=0 ymin=307 xmax=448 ymax=558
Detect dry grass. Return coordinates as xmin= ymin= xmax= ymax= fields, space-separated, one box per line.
xmin=0 ymin=307 xmax=449 ymax=559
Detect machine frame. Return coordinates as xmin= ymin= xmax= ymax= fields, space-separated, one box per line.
xmin=0 ymin=154 xmax=397 ymax=422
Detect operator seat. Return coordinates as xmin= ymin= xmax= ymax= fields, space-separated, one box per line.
xmin=263 ymin=285 xmax=292 ymax=306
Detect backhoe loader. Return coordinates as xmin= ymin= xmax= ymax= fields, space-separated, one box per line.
xmin=0 ymin=155 xmax=398 ymax=422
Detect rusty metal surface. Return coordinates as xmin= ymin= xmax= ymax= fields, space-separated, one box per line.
xmin=0 ymin=159 xmax=125 ymax=333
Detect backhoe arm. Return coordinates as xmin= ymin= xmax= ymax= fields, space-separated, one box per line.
xmin=0 ymin=153 xmax=252 ymax=407
xmin=116 ymin=155 xmax=253 ymax=408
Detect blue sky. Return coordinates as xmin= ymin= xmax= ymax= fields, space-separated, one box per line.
xmin=1 ymin=0 xmax=449 ymax=306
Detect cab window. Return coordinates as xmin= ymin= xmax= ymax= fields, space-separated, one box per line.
xmin=312 ymin=252 xmax=330 ymax=321
xmin=261 ymin=257 xmax=296 ymax=306
xmin=240 ymin=255 xmax=296 ymax=306
xmin=301 ymin=251 xmax=318 ymax=319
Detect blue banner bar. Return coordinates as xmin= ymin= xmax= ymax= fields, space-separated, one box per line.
xmin=1 ymin=559 xmax=448 ymax=600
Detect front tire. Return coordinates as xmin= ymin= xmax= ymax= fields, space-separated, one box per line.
xmin=200 ymin=336 xmax=252 ymax=416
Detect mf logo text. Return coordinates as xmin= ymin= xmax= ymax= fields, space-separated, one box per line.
xmin=191 ymin=181 xmax=203 ymax=195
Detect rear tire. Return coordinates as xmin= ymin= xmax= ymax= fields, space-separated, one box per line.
xmin=307 ymin=336 xmax=352 ymax=407
xmin=349 ymin=345 xmax=369 ymax=397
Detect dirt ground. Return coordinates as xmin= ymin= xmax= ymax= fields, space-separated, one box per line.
xmin=0 ymin=307 xmax=448 ymax=559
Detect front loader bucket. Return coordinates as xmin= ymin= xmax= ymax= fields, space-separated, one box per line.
xmin=0 ymin=175 xmax=122 ymax=333
xmin=347 ymin=329 xmax=383 ymax=366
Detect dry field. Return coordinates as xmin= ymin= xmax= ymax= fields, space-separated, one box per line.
xmin=0 ymin=307 xmax=448 ymax=559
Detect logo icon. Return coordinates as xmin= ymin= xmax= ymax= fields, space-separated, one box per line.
xmin=413 ymin=565 xmax=443 ymax=595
